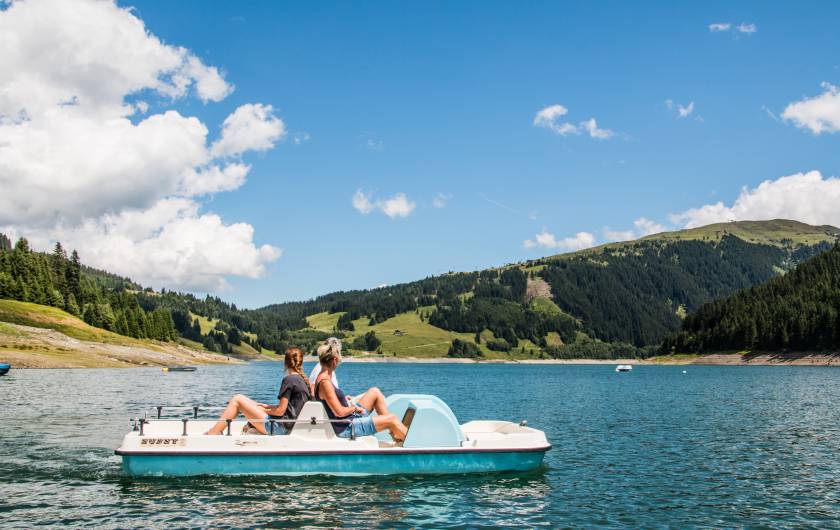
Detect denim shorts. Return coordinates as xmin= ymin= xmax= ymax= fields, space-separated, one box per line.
xmin=337 ymin=412 xmax=377 ymax=438
xmin=264 ymin=418 xmax=289 ymax=435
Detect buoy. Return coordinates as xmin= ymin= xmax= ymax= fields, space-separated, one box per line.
xmin=682 ymin=370 xmax=687 ymax=374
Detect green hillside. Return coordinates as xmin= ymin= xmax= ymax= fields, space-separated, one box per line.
xmin=640 ymin=219 xmax=840 ymax=247
xmin=3 ymin=219 xmax=838 ymax=361
xmin=661 ymin=244 xmax=840 ymax=353
xmin=274 ymin=220 xmax=839 ymax=359
xmin=558 ymin=219 xmax=840 ymax=258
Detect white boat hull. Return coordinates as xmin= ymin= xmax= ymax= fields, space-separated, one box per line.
xmin=115 ymin=396 xmax=551 ymax=477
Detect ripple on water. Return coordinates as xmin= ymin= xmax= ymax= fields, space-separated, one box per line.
xmin=2 ymin=364 xmax=840 ymax=528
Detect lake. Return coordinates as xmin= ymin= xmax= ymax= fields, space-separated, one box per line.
xmin=1 ymin=363 xmax=839 ymax=528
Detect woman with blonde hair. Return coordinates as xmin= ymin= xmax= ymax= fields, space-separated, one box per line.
xmin=205 ymin=347 xmax=311 ymax=435
xmin=314 ymin=337 xmax=407 ymax=442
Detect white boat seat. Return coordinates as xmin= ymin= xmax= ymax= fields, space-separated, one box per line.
xmin=290 ymin=401 xmax=336 ymax=439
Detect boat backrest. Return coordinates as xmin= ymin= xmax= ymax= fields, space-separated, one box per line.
xmin=290 ymin=401 xmax=335 ymax=439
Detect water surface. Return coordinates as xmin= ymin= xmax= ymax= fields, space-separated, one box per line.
xmin=1 ymin=363 xmax=839 ymax=528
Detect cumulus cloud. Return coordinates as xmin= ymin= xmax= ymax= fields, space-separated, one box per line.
xmin=0 ymin=0 xmax=283 ymax=291
xmin=352 ymin=190 xmax=416 ymax=218
xmin=708 ymin=23 xmax=732 ymax=32
xmin=577 ymin=171 xmax=840 ymax=251
xmin=352 ymin=190 xmax=376 ymax=215
xmin=432 ymin=193 xmax=452 ymax=208
xmin=379 ymin=194 xmax=416 ymax=218
xmin=9 ymin=199 xmax=281 ymax=292
xmin=669 ymin=171 xmax=840 ymax=228
xmin=210 ymin=103 xmax=285 ymax=158
xmin=533 ymin=104 xmax=614 ymax=139
xmin=634 ymin=217 xmax=666 ymax=236
xmin=602 ymin=217 xmax=666 ymax=243
xmin=580 ymin=118 xmax=614 ymax=139
xmin=736 ymin=23 xmax=757 ymax=34
xmin=524 ymin=230 xmax=596 ymax=251
xmin=666 ymin=100 xmax=695 ymax=118
xmin=782 ymin=82 xmax=840 ymax=134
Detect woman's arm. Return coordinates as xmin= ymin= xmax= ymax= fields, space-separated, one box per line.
xmin=263 ymin=396 xmax=289 ymax=417
xmin=318 ymin=379 xmax=359 ymax=417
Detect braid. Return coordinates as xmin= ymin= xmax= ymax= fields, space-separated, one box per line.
xmin=285 ymin=347 xmax=311 ymax=394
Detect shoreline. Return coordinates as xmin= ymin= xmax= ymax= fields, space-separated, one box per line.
xmin=7 ymin=351 xmax=839 ymax=370
xmin=306 ymin=353 xmax=840 ymax=366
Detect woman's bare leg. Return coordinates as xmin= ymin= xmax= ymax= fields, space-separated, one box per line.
xmin=372 ymin=413 xmax=407 ymax=442
xmin=356 ymin=387 xmax=389 ymax=415
xmin=206 ymin=394 xmax=268 ymax=435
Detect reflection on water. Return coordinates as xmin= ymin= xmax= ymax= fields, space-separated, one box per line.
xmin=2 ymin=363 xmax=840 ymax=528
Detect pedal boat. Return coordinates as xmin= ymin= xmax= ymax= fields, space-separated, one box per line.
xmin=115 ymin=394 xmax=551 ymax=477
xmin=0 ymin=363 xmax=9 ymax=376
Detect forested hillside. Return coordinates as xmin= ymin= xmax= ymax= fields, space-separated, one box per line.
xmin=2 ymin=220 xmax=838 ymax=359
xmin=661 ymin=244 xmax=840 ymax=353
xmin=0 ymin=236 xmax=176 ymax=341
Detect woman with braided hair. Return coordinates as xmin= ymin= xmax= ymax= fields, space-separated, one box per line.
xmin=205 ymin=347 xmax=311 ymax=435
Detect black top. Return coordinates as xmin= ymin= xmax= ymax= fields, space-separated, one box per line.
xmin=314 ymin=379 xmax=352 ymax=435
xmin=271 ymin=374 xmax=311 ymax=428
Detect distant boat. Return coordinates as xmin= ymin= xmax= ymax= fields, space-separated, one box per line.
xmin=162 ymin=366 xmax=197 ymax=372
xmin=0 ymin=363 xmax=10 ymax=376
xmin=615 ymin=364 xmax=632 ymax=372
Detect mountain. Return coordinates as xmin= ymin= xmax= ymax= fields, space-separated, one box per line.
xmin=661 ymin=243 xmax=840 ymax=354
xmin=249 ymin=219 xmax=840 ymax=358
xmin=2 ymin=219 xmax=838 ymax=361
xmin=560 ymin=219 xmax=840 ymax=258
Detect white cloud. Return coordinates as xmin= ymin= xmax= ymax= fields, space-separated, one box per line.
xmin=210 ymin=103 xmax=285 ymax=158
xmin=432 ymin=193 xmax=452 ymax=208
xmin=292 ymin=132 xmax=311 ymax=145
xmin=379 ymin=193 xmax=416 ymax=218
xmin=352 ymin=190 xmax=376 ymax=215
xmin=533 ymin=104 xmax=614 ymax=139
xmin=602 ymin=228 xmax=636 ymax=242
xmin=580 ymin=118 xmax=614 ymax=139
xmin=666 ymin=100 xmax=695 ymax=118
xmin=9 ymin=199 xmax=281 ymax=292
xmin=524 ymin=230 xmax=596 ymax=251
xmin=708 ymin=22 xmax=756 ymax=35
xmin=0 ymin=0 xmax=282 ymax=291
xmin=634 ymin=217 xmax=666 ymax=236
xmin=179 ymin=163 xmax=251 ymax=196
xmin=601 ymin=217 xmax=666 ymax=243
xmin=670 ymin=170 xmax=840 ymax=228
xmin=352 ymin=190 xmax=415 ymax=218
xmin=533 ymin=104 xmax=574 ymax=135
xmin=782 ymin=82 xmax=840 ymax=134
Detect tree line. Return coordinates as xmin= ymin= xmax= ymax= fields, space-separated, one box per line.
xmin=0 ymin=235 xmax=176 ymax=341
xmin=661 ymin=243 xmax=840 ymax=353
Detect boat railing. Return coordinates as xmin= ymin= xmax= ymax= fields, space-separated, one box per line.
xmin=133 ymin=405 xmax=362 ymax=439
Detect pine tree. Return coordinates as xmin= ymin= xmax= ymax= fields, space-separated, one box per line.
xmin=66 ymin=250 xmax=82 ymax=304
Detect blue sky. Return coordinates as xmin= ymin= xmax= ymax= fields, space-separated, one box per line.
xmin=132 ymin=1 xmax=840 ymax=306
xmin=3 ymin=0 xmax=840 ymax=308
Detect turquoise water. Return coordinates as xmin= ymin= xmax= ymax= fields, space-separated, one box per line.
xmin=1 ymin=363 xmax=840 ymax=528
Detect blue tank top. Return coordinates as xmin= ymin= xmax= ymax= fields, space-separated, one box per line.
xmin=315 ymin=379 xmax=352 ymax=435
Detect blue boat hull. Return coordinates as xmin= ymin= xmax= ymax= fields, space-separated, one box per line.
xmin=0 ymin=364 xmax=9 ymax=376
xmin=120 ymin=449 xmax=547 ymax=477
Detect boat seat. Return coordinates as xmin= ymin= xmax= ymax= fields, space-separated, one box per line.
xmin=289 ymin=401 xmax=336 ymax=439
